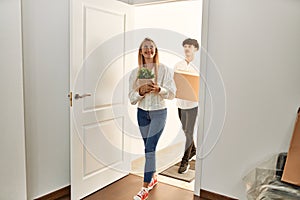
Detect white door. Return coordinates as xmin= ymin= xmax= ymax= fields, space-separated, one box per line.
xmin=70 ymin=0 xmax=133 ymax=199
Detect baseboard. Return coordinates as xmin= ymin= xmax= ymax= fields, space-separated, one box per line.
xmin=193 ymin=195 xmax=202 ymax=200
xmin=35 ymin=185 xmax=70 ymax=200
xmin=200 ymin=189 xmax=238 ymax=200
xmin=32 ymin=184 xmax=236 ymax=200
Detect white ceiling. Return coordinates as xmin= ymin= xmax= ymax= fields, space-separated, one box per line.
xmin=117 ymin=0 xmax=190 ymax=5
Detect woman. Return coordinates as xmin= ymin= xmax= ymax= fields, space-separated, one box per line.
xmin=129 ymin=38 xmax=176 ymax=200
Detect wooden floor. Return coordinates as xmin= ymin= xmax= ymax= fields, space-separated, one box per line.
xmin=62 ymin=174 xmax=205 ymax=200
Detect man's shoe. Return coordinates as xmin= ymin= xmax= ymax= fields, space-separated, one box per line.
xmin=178 ymin=161 xmax=190 ymax=174
xmin=189 ymin=150 xmax=196 ymax=161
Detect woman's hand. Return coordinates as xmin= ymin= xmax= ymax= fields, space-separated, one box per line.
xmin=150 ymin=83 xmax=161 ymax=93
xmin=139 ymin=84 xmax=152 ymax=96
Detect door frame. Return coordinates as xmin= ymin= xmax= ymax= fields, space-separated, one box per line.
xmin=194 ymin=0 xmax=210 ymax=196
xmin=69 ymin=0 xmax=210 ymax=197
xmin=131 ymin=0 xmax=210 ymax=196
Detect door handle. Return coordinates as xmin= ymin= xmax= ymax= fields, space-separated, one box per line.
xmin=74 ymin=93 xmax=91 ymax=100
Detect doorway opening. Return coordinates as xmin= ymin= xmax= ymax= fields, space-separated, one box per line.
xmin=122 ymin=0 xmax=203 ymax=192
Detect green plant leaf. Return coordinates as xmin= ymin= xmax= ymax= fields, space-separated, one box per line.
xmin=137 ymin=68 xmax=155 ymax=79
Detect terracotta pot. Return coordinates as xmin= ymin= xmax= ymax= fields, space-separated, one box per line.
xmin=137 ymin=78 xmax=154 ymax=85
xmin=136 ymin=78 xmax=154 ymax=89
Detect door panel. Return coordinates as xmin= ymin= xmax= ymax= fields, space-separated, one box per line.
xmin=70 ymin=0 xmax=133 ymax=199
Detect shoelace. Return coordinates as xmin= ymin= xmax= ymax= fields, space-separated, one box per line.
xmin=150 ymin=178 xmax=154 ymax=184
xmin=137 ymin=189 xmax=147 ymax=197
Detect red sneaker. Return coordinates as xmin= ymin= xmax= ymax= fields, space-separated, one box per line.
xmin=148 ymin=177 xmax=158 ymax=191
xmin=133 ymin=188 xmax=149 ymax=200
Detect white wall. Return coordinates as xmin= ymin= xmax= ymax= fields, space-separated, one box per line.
xmin=201 ymin=0 xmax=300 ymax=199
xmin=22 ymin=0 xmax=70 ymax=198
xmin=9 ymin=0 xmax=300 ymax=199
xmin=0 ymin=0 xmax=27 ymax=199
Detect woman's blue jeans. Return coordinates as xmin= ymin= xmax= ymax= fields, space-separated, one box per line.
xmin=137 ymin=108 xmax=167 ymax=183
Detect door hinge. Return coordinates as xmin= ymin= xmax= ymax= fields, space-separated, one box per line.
xmin=68 ymin=91 xmax=73 ymax=107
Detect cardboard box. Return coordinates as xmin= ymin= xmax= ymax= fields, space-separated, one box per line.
xmin=174 ymin=70 xmax=199 ymax=102
xmin=281 ymin=107 xmax=300 ymax=186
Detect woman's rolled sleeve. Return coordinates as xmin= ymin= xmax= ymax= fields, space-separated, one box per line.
xmin=129 ymin=90 xmax=143 ymax=105
xmin=128 ymin=69 xmax=143 ymax=105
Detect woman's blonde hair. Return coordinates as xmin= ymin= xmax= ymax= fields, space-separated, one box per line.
xmin=138 ymin=38 xmax=159 ymax=84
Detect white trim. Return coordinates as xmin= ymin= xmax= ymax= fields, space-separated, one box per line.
xmin=118 ymin=0 xmax=200 ymax=6
xmin=194 ymin=0 xmax=210 ymax=196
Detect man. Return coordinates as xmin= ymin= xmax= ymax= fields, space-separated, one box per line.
xmin=175 ymin=38 xmax=199 ymax=174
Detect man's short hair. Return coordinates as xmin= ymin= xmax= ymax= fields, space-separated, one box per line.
xmin=182 ymin=38 xmax=199 ymax=50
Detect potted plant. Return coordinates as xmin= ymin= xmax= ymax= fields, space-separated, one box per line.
xmin=136 ymin=67 xmax=155 ymax=88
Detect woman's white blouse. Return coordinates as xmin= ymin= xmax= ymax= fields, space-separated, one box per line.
xmin=128 ymin=64 xmax=176 ymax=111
